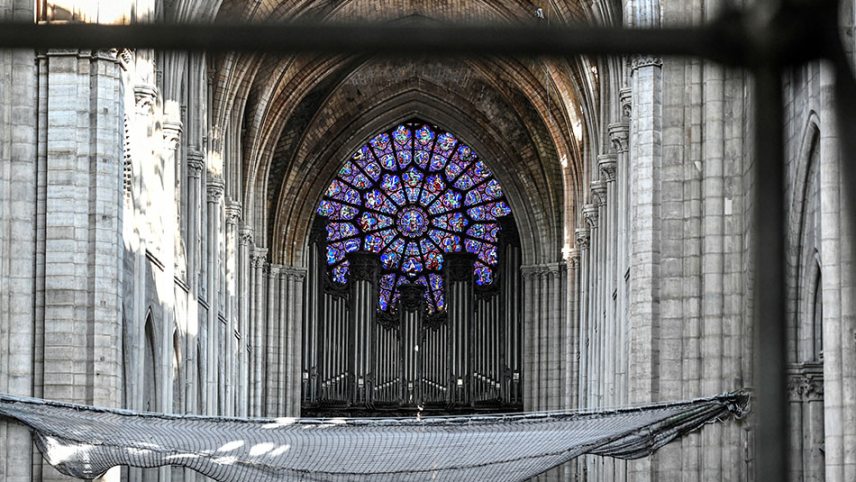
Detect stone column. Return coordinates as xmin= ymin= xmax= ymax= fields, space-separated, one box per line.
xmin=265 ymin=264 xmax=282 ymax=416
xmin=185 ymin=151 xmax=203 ymax=416
xmin=205 ymin=175 xmax=223 ymax=415
xmin=284 ymin=267 xmax=306 ymax=417
xmin=0 ymin=2 xmax=37 ymax=479
xmin=627 ymin=53 xmax=662 ymax=482
xmin=223 ymin=202 xmax=241 ymax=416
xmin=575 ymin=227 xmax=591 ymax=409
xmin=237 ymin=227 xmax=253 ymax=416
xmin=251 ymin=247 xmax=268 ymax=416
xmin=608 ymin=120 xmax=629 ymax=408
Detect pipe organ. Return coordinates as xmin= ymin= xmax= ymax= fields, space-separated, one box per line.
xmin=302 ymin=221 xmax=522 ymax=415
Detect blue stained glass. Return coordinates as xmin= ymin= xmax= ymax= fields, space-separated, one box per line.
xmin=317 ymin=200 xmax=359 ymax=220
xmin=397 ymin=151 xmax=412 ymax=169
xmin=393 ymin=125 xmax=411 ymax=146
xmin=332 ymin=261 xmax=350 ymax=284
xmin=318 ymin=122 xmax=511 ymax=312
xmin=454 ymin=173 xmax=475 ymax=190
xmin=468 ymin=201 xmax=511 ymax=221
xmin=380 ymin=274 xmax=396 ymax=290
xmin=414 ymin=150 xmax=431 ymax=169
xmin=364 ymin=189 xmax=396 ymax=215
xmin=466 ymin=223 xmax=500 ymax=243
xmin=370 ymin=133 xmax=392 ymax=153
xmin=434 ymin=133 xmax=457 ymax=154
xmin=379 ymin=153 xmax=397 ymax=171
xmin=327 ymin=222 xmax=359 ymax=241
xmin=433 ymin=212 xmax=468 ymax=232
xmin=474 ymin=262 xmax=493 ymax=286
xmin=362 ymin=161 xmax=382 ymax=181
xmin=358 ymin=212 xmax=393 ymax=232
xmin=415 ymin=125 xmax=435 ymax=146
xmin=429 ymin=273 xmax=443 ymax=291
xmin=429 ymin=154 xmax=448 ymax=172
xmin=352 ymin=145 xmax=372 ymax=165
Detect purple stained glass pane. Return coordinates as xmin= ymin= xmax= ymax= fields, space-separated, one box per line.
xmin=378 ymin=290 xmax=391 ymax=311
xmin=370 ymin=133 xmax=392 ymax=154
xmin=393 ymin=125 xmax=411 ymax=146
xmin=364 ymin=229 xmax=396 ymax=253
xmin=362 ymin=161 xmax=382 ymax=181
xmin=358 ymin=212 xmax=393 ymax=232
xmin=429 ymin=229 xmax=462 ymax=253
xmin=415 ymin=125 xmax=435 ymax=146
xmin=433 ymin=289 xmax=446 ymax=310
xmin=414 ymin=149 xmax=431 ymax=169
xmin=317 ymin=200 xmax=359 ymax=220
xmin=466 ymin=223 xmax=500 ymax=243
xmin=332 ymin=261 xmax=350 ymax=284
xmin=379 ymin=153 xmax=397 ymax=171
xmin=454 ymin=173 xmax=475 ymax=190
xmin=433 ymin=212 xmax=468 ymax=232
xmin=429 ymin=154 xmax=448 ymax=172
xmin=338 ymin=162 xmax=371 ymax=189
xmin=351 ymin=145 xmax=373 ymax=165
xmin=429 ymin=273 xmax=443 ymax=291
xmin=364 ymin=189 xmax=397 ymax=215
xmin=474 ymin=262 xmax=493 ymax=286
xmin=396 ymin=151 xmax=412 ymax=169
xmin=327 ymin=222 xmax=359 ymax=241
xmin=433 ymin=133 xmax=457 ymax=155
xmin=467 ymin=200 xmax=511 ymax=221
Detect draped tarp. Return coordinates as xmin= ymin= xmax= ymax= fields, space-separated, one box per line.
xmin=0 ymin=392 xmax=747 ymax=481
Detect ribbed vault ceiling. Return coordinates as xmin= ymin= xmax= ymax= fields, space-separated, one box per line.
xmin=174 ymin=0 xmax=619 ymax=266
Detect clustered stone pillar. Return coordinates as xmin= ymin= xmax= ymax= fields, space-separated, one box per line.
xmin=204 ymin=175 xmax=223 ymax=415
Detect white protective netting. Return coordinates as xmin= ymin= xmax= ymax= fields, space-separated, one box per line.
xmin=0 ymin=392 xmax=747 ymax=481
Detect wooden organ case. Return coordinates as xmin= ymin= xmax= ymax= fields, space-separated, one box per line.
xmin=302 ymin=219 xmax=522 ymax=416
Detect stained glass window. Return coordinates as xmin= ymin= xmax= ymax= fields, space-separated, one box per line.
xmin=317 ymin=121 xmax=512 ymax=313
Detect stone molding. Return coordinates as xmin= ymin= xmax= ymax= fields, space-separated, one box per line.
xmin=608 ymin=123 xmax=630 ymax=154
xmin=619 ymin=87 xmax=632 ymax=121
xmin=282 ymin=267 xmax=307 ymax=281
xmin=787 ymin=363 xmax=824 ymax=402
xmin=597 ymin=153 xmax=617 ymax=182
xmin=520 ymin=262 xmax=565 ymax=276
xmin=206 ymin=177 xmax=225 ymax=202
xmin=134 ymin=83 xmax=158 ymax=113
xmin=225 ymin=201 xmax=243 ymax=225
xmin=591 ymin=180 xmax=607 ymax=207
xmin=187 ymin=150 xmax=205 ymax=177
xmin=630 ymin=55 xmax=663 ymax=72
xmin=239 ymin=226 xmax=254 ymax=246
xmin=575 ymin=227 xmax=590 ymax=250
xmin=582 ymin=203 xmax=599 ymax=228
xmin=163 ymin=121 xmax=183 ymax=151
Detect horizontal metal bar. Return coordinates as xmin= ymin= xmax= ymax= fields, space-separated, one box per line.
xmin=0 ymin=21 xmax=745 ymax=64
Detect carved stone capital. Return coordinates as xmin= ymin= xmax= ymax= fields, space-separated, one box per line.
xmin=619 ymin=87 xmax=632 ymax=121
xmin=591 ymin=180 xmax=607 ymax=207
xmin=162 ymin=121 xmax=182 ymax=152
xmin=574 ymin=227 xmax=590 ymax=250
xmin=566 ymin=248 xmax=580 ymax=267
xmin=225 ymin=201 xmax=242 ymax=225
xmin=239 ymin=227 xmax=254 ymax=246
xmin=631 ymin=55 xmax=663 ymax=72
xmin=608 ymin=123 xmax=630 ymax=154
xmin=134 ymin=83 xmax=158 ymax=113
xmin=597 ymin=153 xmax=617 ymax=182
xmin=206 ymin=177 xmax=224 ymax=202
xmin=582 ymin=203 xmax=599 ymax=229
xmin=187 ymin=150 xmax=205 ymax=177
xmin=787 ymin=363 xmax=824 ymax=402
xmin=251 ymin=248 xmax=268 ymax=268
xmin=283 ymin=267 xmax=307 ymax=281
xmin=347 ymin=252 xmax=380 ymax=283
